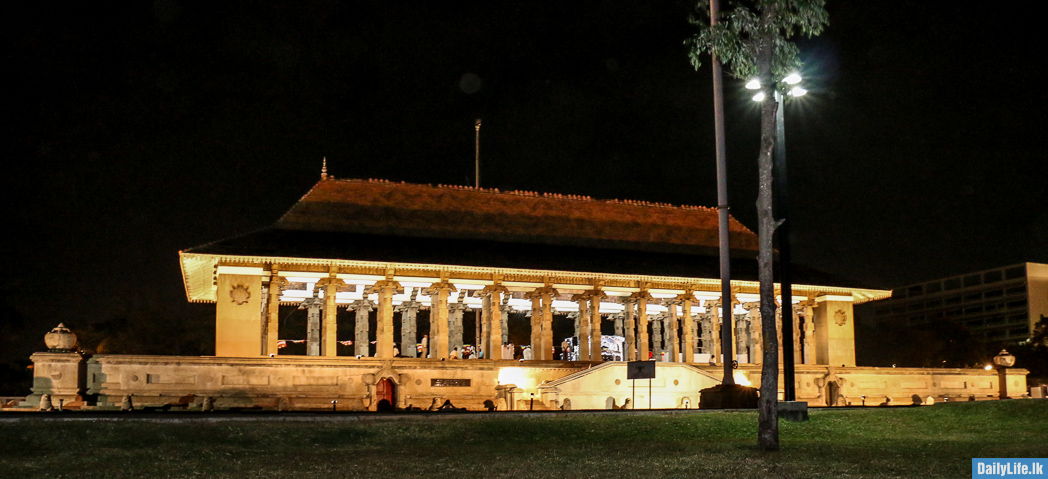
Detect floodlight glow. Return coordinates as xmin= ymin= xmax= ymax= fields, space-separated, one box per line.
xmin=745 ymin=79 xmax=761 ymax=90
xmin=752 ymin=92 xmax=765 ymax=102
xmin=783 ymin=73 xmax=802 ymax=84
xmin=788 ymin=86 xmax=807 ymax=97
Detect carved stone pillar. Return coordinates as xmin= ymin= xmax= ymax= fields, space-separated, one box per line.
xmin=425 ymin=279 xmax=456 ymax=360
xmin=574 ymin=295 xmax=590 ymax=360
xmin=481 ymin=283 xmax=507 ymax=360
xmin=800 ymin=298 xmax=817 ymax=364
xmin=735 ymin=312 xmax=749 ymax=363
xmin=623 ymin=299 xmax=637 ymax=361
xmin=742 ymin=302 xmax=762 ymax=363
xmin=539 ymin=286 xmax=556 ymax=360
xmin=527 ymin=293 xmax=541 ymax=354
xmin=706 ymin=299 xmax=722 ymax=361
xmin=449 ymin=302 xmax=467 ymax=353
xmin=613 ymin=313 xmax=624 ymax=337
xmin=651 ymin=315 xmax=663 ymax=361
xmin=263 ymin=272 xmax=286 ymax=356
xmin=349 ymin=299 xmax=373 ymax=357
xmin=698 ymin=312 xmax=713 ymax=355
xmin=302 ymin=290 xmax=323 ymax=356
xmin=630 ymin=290 xmax=653 ymax=361
xmin=588 ymin=290 xmax=605 ymax=362
xmin=317 ymin=273 xmax=346 ymax=357
xmin=396 ymin=295 xmax=422 ymax=358
xmin=792 ymin=304 xmax=803 ymax=366
xmin=368 ymin=278 xmax=403 ymax=359
xmin=678 ymin=292 xmax=696 ymax=364
xmin=500 ymin=302 xmax=513 ymax=346
xmin=662 ymin=300 xmax=679 ymax=363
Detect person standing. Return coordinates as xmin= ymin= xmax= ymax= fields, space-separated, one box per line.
xmin=421 ymin=335 xmax=429 ymax=358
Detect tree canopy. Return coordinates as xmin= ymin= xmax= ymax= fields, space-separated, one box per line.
xmin=687 ymin=0 xmax=827 ymax=86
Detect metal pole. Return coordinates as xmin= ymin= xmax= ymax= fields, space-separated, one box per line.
xmin=710 ymin=0 xmax=735 ymax=386
xmin=773 ymin=90 xmax=795 ymax=401
xmin=474 ymin=119 xmax=482 ymax=188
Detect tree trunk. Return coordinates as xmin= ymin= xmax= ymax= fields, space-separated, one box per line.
xmin=756 ymin=4 xmax=780 ymax=453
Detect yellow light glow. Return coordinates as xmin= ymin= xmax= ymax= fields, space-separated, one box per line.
xmin=984 ymin=364 xmax=993 ymax=370
xmin=733 ymin=372 xmax=751 ymax=386
xmin=498 ymin=367 xmax=528 ymax=387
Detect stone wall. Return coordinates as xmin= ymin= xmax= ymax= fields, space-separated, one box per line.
xmin=22 ymin=353 xmax=1032 ymax=411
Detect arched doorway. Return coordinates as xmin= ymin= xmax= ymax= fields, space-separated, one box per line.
xmin=825 ymin=381 xmax=840 ymax=407
xmin=376 ymin=377 xmax=395 ymax=410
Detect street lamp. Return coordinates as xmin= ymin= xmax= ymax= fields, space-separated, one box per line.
xmin=993 ymin=349 xmax=1016 ymax=400
xmin=748 ymin=73 xmax=805 ymax=402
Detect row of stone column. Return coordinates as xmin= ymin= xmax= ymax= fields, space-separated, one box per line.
xmin=260 ymin=271 xmax=818 ymax=365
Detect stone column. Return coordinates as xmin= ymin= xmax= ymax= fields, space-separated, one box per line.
xmin=368 ymin=279 xmax=403 ymax=359
xmin=800 ymin=298 xmax=816 ymax=364
xmin=263 ymin=273 xmax=286 ymax=356
xmin=662 ymin=300 xmax=679 ymax=363
xmin=481 ymin=284 xmax=507 ymax=360
xmin=706 ymin=299 xmax=722 ymax=361
xmin=573 ymin=294 xmax=590 ymax=361
xmin=317 ymin=273 xmax=346 ymax=357
xmin=425 ymin=280 xmax=456 ymax=360
xmin=651 ymin=315 xmax=663 ymax=361
xmin=631 ymin=290 xmax=652 ymax=361
xmin=734 ymin=312 xmax=749 ymax=363
xmin=588 ymin=291 xmax=605 ymax=362
xmin=539 ymin=286 xmax=556 ymax=360
xmin=396 ymin=297 xmax=422 ymax=358
xmin=527 ymin=292 xmax=542 ymax=354
xmin=302 ymin=290 xmax=324 ymax=356
xmin=623 ymin=299 xmax=637 ymax=361
xmin=613 ymin=313 xmax=624 ymax=337
xmin=349 ymin=299 xmax=373 ymax=357
xmin=449 ymin=302 xmax=467 ymax=353
xmin=500 ymin=302 xmax=513 ymax=346
xmin=698 ymin=313 xmax=713 ymax=355
xmin=791 ymin=303 xmax=803 ymax=366
xmin=679 ymin=292 xmax=696 ymax=364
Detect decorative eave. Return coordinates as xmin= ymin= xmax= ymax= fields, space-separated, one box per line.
xmin=179 ymin=251 xmax=890 ymax=305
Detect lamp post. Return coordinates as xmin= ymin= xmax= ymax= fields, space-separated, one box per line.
xmin=748 ymin=75 xmax=806 ymax=402
xmin=993 ymin=349 xmax=1016 ymax=400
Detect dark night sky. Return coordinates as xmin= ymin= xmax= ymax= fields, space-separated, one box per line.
xmin=6 ymin=1 xmax=1047 ymax=339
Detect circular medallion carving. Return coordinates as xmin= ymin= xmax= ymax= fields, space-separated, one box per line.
xmin=130 ymin=375 xmax=139 ymax=382
xmin=614 ymin=379 xmax=621 ymax=385
xmin=230 ymin=284 xmax=251 ymax=305
xmin=673 ymin=379 xmax=679 ymax=386
xmin=834 ymin=309 xmax=848 ymax=327
xmin=50 ymin=372 xmax=63 ymax=381
xmin=415 ymin=379 xmax=422 ymax=386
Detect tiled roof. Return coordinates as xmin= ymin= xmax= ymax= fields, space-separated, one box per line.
xmin=272 ymin=178 xmax=758 ymax=256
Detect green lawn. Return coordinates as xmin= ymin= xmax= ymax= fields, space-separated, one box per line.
xmin=3 ymin=401 xmax=1047 ymax=478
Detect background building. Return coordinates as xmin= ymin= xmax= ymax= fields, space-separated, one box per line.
xmin=861 ymin=263 xmax=1048 ymax=345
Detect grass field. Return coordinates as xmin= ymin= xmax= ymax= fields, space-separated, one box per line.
xmin=2 ymin=401 xmax=1047 ymax=478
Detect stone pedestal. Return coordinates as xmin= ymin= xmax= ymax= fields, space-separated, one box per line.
xmin=698 ymin=384 xmax=758 ymax=409
xmin=25 ymin=352 xmax=86 ymax=408
xmin=778 ymin=401 xmax=809 ymax=422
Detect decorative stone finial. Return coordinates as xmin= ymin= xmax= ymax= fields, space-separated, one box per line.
xmin=321 ymin=157 xmax=328 ymax=180
xmin=44 ymin=323 xmax=77 ymax=352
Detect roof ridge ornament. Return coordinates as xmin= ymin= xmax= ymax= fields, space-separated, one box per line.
xmin=321 ymin=157 xmax=328 ymax=180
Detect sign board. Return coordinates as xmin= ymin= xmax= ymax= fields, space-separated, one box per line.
xmin=626 ymin=360 xmax=656 ymax=380
xmin=431 ymin=379 xmax=472 ymax=387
